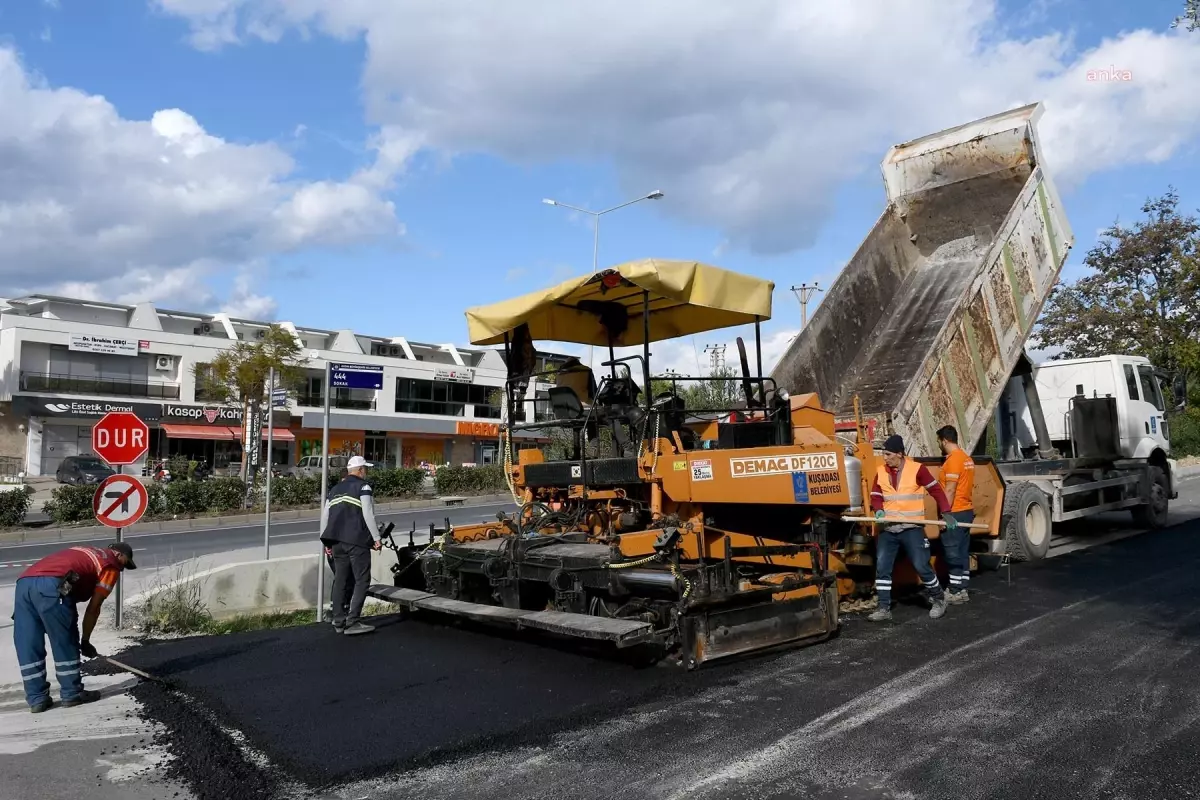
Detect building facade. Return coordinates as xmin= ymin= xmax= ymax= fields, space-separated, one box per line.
xmin=0 ymin=295 xmax=551 ymax=478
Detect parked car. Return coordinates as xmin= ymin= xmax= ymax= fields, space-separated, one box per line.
xmin=56 ymin=455 xmax=116 ymax=485
xmin=288 ymin=455 xmax=348 ymax=480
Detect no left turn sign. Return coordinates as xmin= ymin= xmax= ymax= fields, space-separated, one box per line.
xmin=93 ymin=474 xmax=149 ymax=529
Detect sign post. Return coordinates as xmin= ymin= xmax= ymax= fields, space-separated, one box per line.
xmin=91 ymin=412 xmax=150 ymax=630
xmin=92 ymin=475 xmax=149 ymax=630
xmin=265 ymin=368 xmax=276 ymax=560
xmin=317 ymin=362 xmax=332 ymax=621
xmin=317 ymin=363 xmax=382 ymax=619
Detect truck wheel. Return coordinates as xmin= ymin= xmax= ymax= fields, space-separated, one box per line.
xmin=1002 ymin=482 xmax=1052 ymax=561
xmin=1131 ymin=466 xmax=1170 ymax=529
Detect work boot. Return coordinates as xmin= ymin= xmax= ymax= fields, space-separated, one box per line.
xmin=29 ymin=698 xmax=53 ymax=714
xmin=929 ymin=598 xmax=948 ymax=619
xmin=946 ymin=590 xmax=970 ymax=605
xmin=867 ymin=608 xmax=892 ymax=622
xmin=332 ymin=621 xmax=346 ymax=634
xmin=342 ymin=622 xmax=375 ymax=636
xmin=61 ymin=690 xmax=101 ymax=708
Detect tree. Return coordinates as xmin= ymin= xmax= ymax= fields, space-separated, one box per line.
xmin=651 ymin=364 xmax=743 ymax=411
xmin=1174 ymin=0 xmax=1200 ymax=31
xmin=1032 ymin=189 xmax=1200 ymax=403
xmin=194 ymin=325 xmax=308 ymax=486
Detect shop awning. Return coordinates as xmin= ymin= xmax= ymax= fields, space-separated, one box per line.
xmin=161 ymin=424 xmax=238 ymax=441
xmin=161 ymin=424 xmax=295 ymax=442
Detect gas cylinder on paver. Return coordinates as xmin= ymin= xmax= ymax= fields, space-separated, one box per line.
xmin=843 ymin=455 xmax=864 ymax=513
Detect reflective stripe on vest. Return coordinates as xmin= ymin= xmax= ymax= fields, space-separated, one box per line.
xmin=877 ymin=459 xmax=926 ymax=519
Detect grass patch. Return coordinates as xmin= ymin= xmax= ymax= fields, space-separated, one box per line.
xmin=204 ymin=609 xmax=316 ymax=635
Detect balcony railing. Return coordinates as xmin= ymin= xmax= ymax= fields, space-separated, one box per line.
xmin=297 ymin=393 xmax=377 ymax=411
xmin=20 ymin=371 xmax=180 ymax=400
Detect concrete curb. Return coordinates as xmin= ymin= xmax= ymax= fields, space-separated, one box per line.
xmin=0 ymin=493 xmax=514 ymax=545
xmin=1178 ymin=463 xmax=1200 ymax=479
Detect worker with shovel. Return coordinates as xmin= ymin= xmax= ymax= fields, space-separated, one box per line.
xmin=11 ymin=542 xmax=135 ymax=713
xmin=868 ymin=435 xmax=956 ymax=622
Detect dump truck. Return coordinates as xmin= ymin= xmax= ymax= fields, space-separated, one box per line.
xmin=773 ymin=101 xmax=1177 ymax=561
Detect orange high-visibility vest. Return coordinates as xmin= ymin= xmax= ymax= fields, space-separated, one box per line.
xmin=876 ymin=458 xmax=926 ymax=524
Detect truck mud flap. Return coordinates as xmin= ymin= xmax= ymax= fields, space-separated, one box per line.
xmin=367 ymin=584 xmax=655 ymax=646
xmin=684 ymin=585 xmax=839 ymax=668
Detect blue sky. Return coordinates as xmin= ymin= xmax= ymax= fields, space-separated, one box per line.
xmin=0 ymin=0 xmax=1197 ymax=373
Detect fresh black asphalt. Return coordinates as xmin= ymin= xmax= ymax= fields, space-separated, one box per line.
xmin=99 ymin=516 xmax=1200 ymax=800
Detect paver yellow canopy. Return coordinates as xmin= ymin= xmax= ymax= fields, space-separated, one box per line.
xmin=465 ymin=258 xmax=774 ymax=346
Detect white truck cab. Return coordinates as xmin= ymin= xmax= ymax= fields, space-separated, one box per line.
xmin=1007 ymin=354 xmax=1171 ymax=460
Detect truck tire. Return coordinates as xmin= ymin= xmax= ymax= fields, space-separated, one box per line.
xmin=1131 ymin=466 xmax=1170 ymax=529
xmin=1001 ymin=482 xmax=1052 ymax=561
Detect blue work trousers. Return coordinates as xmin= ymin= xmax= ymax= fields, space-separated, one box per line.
xmin=941 ymin=510 xmax=975 ymax=595
xmin=12 ymin=577 xmax=83 ymax=707
xmin=875 ymin=526 xmax=943 ymax=610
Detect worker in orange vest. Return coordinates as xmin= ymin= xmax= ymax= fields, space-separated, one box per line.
xmin=12 ymin=542 xmax=135 ymax=712
xmin=867 ymin=435 xmax=956 ymax=622
xmin=937 ymin=425 xmax=975 ymax=603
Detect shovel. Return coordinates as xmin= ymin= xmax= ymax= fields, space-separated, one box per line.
xmin=101 ymin=655 xmax=166 ymax=685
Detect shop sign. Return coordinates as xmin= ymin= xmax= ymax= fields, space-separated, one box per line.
xmin=12 ymin=395 xmax=162 ymax=421
xmin=69 ymin=333 xmax=138 ymax=357
xmin=163 ymin=404 xmax=246 ymax=425
xmin=161 ymin=404 xmax=287 ymax=426
xmin=456 ymin=421 xmax=499 ymax=438
xmin=436 ymin=368 xmax=475 ymax=383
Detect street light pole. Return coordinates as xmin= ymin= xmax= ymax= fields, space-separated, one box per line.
xmin=543 ymin=190 xmax=664 ymax=364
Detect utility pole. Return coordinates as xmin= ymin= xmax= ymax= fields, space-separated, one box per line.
xmin=703 ymin=344 xmax=726 ymax=372
xmin=790 ymin=283 xmax=822 ymax=327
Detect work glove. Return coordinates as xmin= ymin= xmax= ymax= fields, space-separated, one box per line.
xmin=80 ymin=640 xmax=98 ymax=659
xmin=874 ymin=510 xmax=886 ymax=521
xmin=942 ymin=513 xmax=959 ymax=532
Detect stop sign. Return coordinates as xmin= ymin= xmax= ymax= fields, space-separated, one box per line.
xmin=92 ymin=412 xmax=150 ymax=466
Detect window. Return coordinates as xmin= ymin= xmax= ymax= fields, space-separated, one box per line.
xmin=396 ymin=378 xmax=499 ymax=416
xmin=1123 ymin=364 xmax=1140 ymax=401
xmin=1137 ymin=365 xmax=1165 ymax=412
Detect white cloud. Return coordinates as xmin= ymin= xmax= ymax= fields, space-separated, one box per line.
xmin=0 ymin=46 xmax=402 ymax=309
xmin=155 ymin=0 xmax=1200 ymax=255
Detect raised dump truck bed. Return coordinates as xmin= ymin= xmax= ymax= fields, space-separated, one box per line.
xmin=772 ymin=103 xmax=1074 ymax=456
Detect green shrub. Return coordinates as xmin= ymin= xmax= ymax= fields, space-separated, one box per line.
xmin=271 ymin=475 xmax=321 ymax=507
xmin=205 ymin=477 xmax=247 ymax=512
xmin=0 ymin=486 xmax=34 ymax=527
xmin=43 ymin=484 xmax=98 ymax=524
xmin=368 ymin=467 xmax=426 ymax=499
xmin=434 ymin=464 xmax=506 ymax=495
xmin=146 ymin=482 xmax=169 ymax=517
xmin=165 ymin=479 xmax=208 ymax=516
xmin=166 ymin=455 xmax=192 ymax=481
xmin=1169 ymin=408 xmax=1200 ymax=457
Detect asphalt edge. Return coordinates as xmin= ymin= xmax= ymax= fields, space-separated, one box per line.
xmin=0 ymin=493 xmax=515 ymax=545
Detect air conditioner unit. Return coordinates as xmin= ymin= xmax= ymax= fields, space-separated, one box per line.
xmin=199 ymin=323 xmax=212 ymax=334
xmin=255 ymin=330 xmax=267 ymax=339
xmin=390 ymin=346 xmax=402 ymax=357
xmin=155 ymin=355 xmax=174 ymax=371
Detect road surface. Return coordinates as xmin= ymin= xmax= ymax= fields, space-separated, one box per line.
xmin=104 ymin=500 xmax=1200 ymax=800
xmin=0 ymin=501 xmax=514 ymax=583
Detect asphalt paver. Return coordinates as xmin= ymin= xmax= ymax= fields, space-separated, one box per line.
xmin=107 ymin=516 xmax=1200 ymax=800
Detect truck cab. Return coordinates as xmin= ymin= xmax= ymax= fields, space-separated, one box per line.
xmin=1006 ymin=354 xmax=1171 ymax=460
